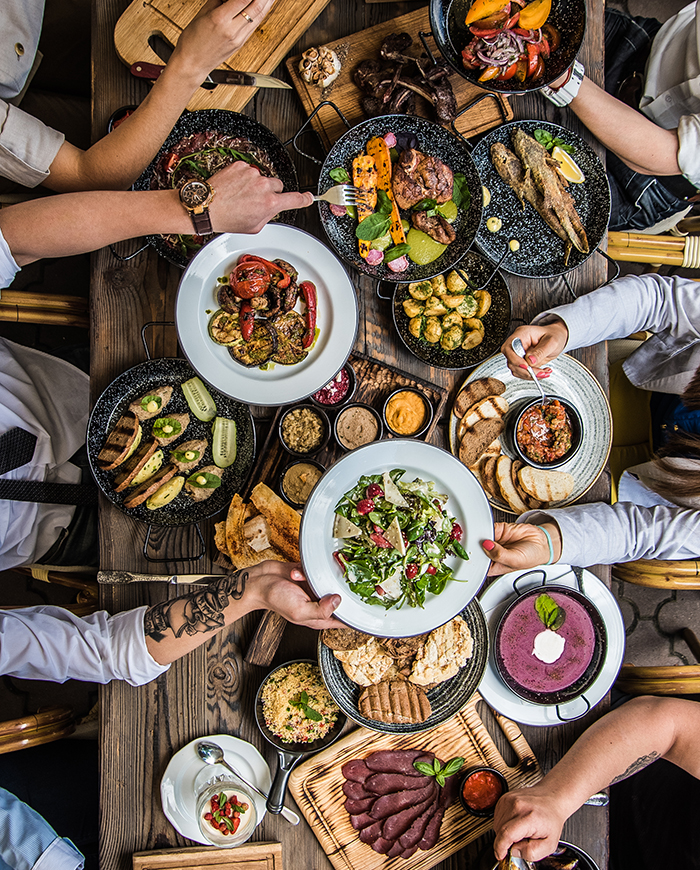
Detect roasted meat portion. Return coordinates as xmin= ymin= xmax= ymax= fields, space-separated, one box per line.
xmin=412 ymin=211 xmax=457 ymax=244
xmin=392 ymin=149 xmax=454 ymax=209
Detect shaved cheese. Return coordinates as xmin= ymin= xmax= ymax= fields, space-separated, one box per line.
xmin=333 ymin=513 xmax=362 ymax=538
xmin=380 ymin=565 xmax=403 ymax=600
xmin=384 ymin=516 xmax=406 ymax=556
xmin=383 ymin=472 xmax=409 ymax=507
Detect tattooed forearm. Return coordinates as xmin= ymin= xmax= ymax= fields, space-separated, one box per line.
xmin=144 ymin=570 xmax=248 ymax=642
xmin=610 ymin=751 xmax=660 ymax=784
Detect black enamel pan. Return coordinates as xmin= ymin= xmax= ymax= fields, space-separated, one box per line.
xmin=430 ymin=0 xmax=586 ymax=94
xmin=318 ymin=114 xmax=483 ymax=283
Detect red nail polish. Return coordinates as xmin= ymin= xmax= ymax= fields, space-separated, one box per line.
xmin=536 ymin=371 xmax=547 ymax=379
xmin=519 ymin=363 xmax=527 ymax=369
xmin=483 ymin=539 xmax=495 ymax=551
xmin=528 ymin=355 xmax=537 ymax=364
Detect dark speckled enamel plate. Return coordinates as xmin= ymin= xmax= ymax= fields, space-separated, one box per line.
xmin=319 ymin=115 xmax=483 ymax=283
xmin=430 ymin=0 xmax=585 ymax=94
xmin=391 ymin=250 xmax=512 ymax=369
xmin=133 ymin=109 xmax=298 ymax=269
xmin=87 ymin=358 xmax=255 ymax=527
xmin=473 ymin=120 xmax=610 ymax=277
xmin=318 ymin=600 xmax=488 ymax=734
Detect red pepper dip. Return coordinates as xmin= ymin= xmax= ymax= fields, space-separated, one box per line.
xmin=516 ymin=399 xmax=572 ymax=464
xmin=312 ymin=367 xmax=350 ymax=405
xmin=461 ymin=769 xmax=504 ymax=812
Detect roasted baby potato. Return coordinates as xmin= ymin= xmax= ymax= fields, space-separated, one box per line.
xmin=442 ymin=293 xmax=466 ymax=309
xmin=430 ymin=274 xmax=448 ymax=296
xmin=403 ymin=298 xmax=425 ymax=318
xmin=474 ymin=290 xmax=492 ymax=318
xmin=462 ymin=318 xmax=485 ymax=350
xmin=441 ymin=325 xmax=464 ymax=351
xmin=424 ymin=316 xmax=443 ymax=343
xmin=424 ymin=296 xmax=449 ymax=317
xmin=408 ymin=280 xmax=433 ymax=301
xmin=456 ymin=295 xmax=478 ymax=318
xmin=446 ymin=270 xmax=468 ymax=294
xmin=442 ymin=310 xmax=463 ymax=330
xmin=409 ymin=315 xmax=424 ymax=339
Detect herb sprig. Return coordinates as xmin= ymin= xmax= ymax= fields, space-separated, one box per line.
xmin=414 ymin=755 xmax=464 ymax=787
xmin=535 ymin=592 xmax=566 ymax=630
xmin=290 ymin=691 xmax=322 ymax=721
xmin=534 ymin=129 xmax=574 ymax=155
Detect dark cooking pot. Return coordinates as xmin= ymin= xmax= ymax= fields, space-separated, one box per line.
xmin=494 ymin=569 xmax=606 ymax=712
xmin=430 ymin=0 xmax=586 ymax=94
xmin=318 ymin=114 xmax=483 ymax=283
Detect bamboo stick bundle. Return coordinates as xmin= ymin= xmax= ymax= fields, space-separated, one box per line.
xmin=613 ymin=560 xmax=700 ymax=589
xmin=608 ymin=231 xmax=686 ymax=251
xmin=619 ymin=664 xmax=700 ymax=678
xmin=0 ymin=290 xmax=88 ymax=312
xmin=0 ymin=305 xmax=88 ymax=328
xmin=606 ymin=246 xmax=684 ymax=265
xmin=616 ymin=673 xmax=700 ymax=695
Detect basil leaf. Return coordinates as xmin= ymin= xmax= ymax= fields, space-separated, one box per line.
xmin=218 ymin=792 xmax=226 ymax=806
xmin=534 ymin=128 xmax=554 ymax=149
xmin=436 ymin=772 xmax=446 ymax=787
xmin=186 ymin=471 xmax=222 ymax=489
xmin=171 ymin=448 xmax=200 ymax=463
xmin=329 ymin=167 xmax=351 ymax=184
xmin=300 ymin=691 xmax=309 ymax=705
xmin=384 ymin=243 xmax=411 ymax=263
xmin=452 ymin=172 xmax=471 ymax=210
xmin=303 ymin=705 xmax=322 ymax=722
xmin=413 ymin=761 xmax=437 ymax=777
xmin=412 ymin=198 xmax=438 ymax=212
xmin=535 ymin=592 xmax=566 ymax=630
xmin=376 ymin=189 xmax=394 ymax=216
xmin=213 ymin=811 xmax=222 ymax=823
xmin=224 ymin=816 xmax=235 ymax=830
xmin=552 ymin=136 xmax=574 ymax=155
xmin=356 ymin=213 xmax=392 ymax=241
xmin=442 ymin=756 xmax=465 ymax=777
xmin=432 ymin=758 xmax=442 ymax=775
xmin=141 ymin=394 xmax=162 ymax=411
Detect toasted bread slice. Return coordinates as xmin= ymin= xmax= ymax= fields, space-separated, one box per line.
xmin=496 ymin=455 xmax=529 ymax=514
xmin=250 ymin=482 xmax=300 ymax=562
xmin=459 ymin=418 xmax=504 ymax=468
xmin=114 ymin=437 xmax=160 ymax=492
xmin=97 ymin=411 xmax=141 ymax=471
xmin=518 ymin=467 xmax=575 ymax=502
xmin=482 ymin=454 xmax=500 ymax=499
xmin=511 ymin=459 xmax=543 ymax=510
xmin=454 ymin=377 xmax=506 ymax=417
xmin=123 ymin=463 xmax=178 ymax=509
xmin=185 ymin=464 xmax=222 ymax=502
xmin=129 ymin=386 xmax=173 ymax=421
xmin=483 ymin=437 xmax=502 ymax=458
xmin=463 ymin=395 xmax=509 ymax=429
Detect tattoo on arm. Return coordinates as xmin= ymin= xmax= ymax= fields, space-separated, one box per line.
xmin=610 ymin=751 xmax=660 ymax=784
xmin=144 ymin=570 xmax=248 ymax=643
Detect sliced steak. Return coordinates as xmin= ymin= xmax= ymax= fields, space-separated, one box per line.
xmin=365 ymin=749 xmax=431 ymax=775
xmin=382 ymin=790 xmax=436 ymax=841
xmin=344 ymin=796 xmax=374 ymax=814
xmin=349 ymin=812 xmax=374 ymax=831
xmin=399 ymin=796 xmax=439 ymax=849
xmin=358 ymin=820 xmax=383 ymax=844
xmin=343 ymin=781 xmax=372 ymax=800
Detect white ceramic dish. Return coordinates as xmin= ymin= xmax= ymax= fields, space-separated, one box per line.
xmin=478 ymin=565 xmax=625 ymax=726
xmin=161 ymin=734 xmax=271 ymax=844
xmin=300 ymin=439 xmax=493 ymax=637
xmin=449 ymin=353 xmax=612 ymax=512
xmin=176 ymin=225 xmax=359 ymax=406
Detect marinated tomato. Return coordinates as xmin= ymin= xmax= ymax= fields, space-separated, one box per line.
xmin=516 ymin=399 xmax=572 ymax=464
xmin=461 ymin=769 xmax=504 ymax=811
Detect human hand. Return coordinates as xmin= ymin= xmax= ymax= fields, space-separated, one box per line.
xmin=501 ymin=320 xmax=569 ymax=380
xmin=170 ymin=0 xmax=277 ymax=84
xmin=208 ymin=161 xmax=314 ymax=234
xmin=249 ymin=561 xmax=343 ymax=630
xmin=482 ymin=522 xmax=561 ymax=575
xmin=493 ymin=788 xmax=568 ymax=863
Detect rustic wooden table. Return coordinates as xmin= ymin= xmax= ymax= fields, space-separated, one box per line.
xmin=93 ymin=1 xmax=609 ymax=868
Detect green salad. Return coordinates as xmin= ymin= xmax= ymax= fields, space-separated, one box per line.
xmin=332 ymin=468 xmax=468 ymax=609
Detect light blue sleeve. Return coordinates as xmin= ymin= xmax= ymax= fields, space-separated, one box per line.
xmin=0 ymin=787 xmax=83 ymax=870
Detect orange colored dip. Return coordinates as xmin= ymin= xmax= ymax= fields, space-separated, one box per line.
xmin=386 ymin=391 xmax=426 ymax=435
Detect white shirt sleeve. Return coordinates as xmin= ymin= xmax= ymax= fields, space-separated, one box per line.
xmin=0 ymin=606 xmax=170 ymax=687
xmin=0 ymin=226 xmax=20 ymax=289
xmin=0 ymin=100 xmax=64 ymax=188
xmin=677 ymin=113 xmax=700 ymax=188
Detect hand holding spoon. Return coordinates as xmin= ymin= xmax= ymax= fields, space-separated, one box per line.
xmin=511 ymin=337 xmax=548 ymax=406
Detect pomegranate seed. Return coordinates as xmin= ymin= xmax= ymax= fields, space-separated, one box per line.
xmin=356 ymin=498 xmax=375 ymax=515
xmin=333 ymin=551 xmax=345 ymax=571
xmin=426 ymin=564 xmax=437 ymax=575
xmin=204 ymin=812 xmax=213 ymax=820
xmin=366 ymin=483 xmax=384 ymax=498
xmin=405 ymin=563 xmax=419 ymax=579
xmin=450 ymin=522 xmax=463 ymax=542
xmin=375 ymin=584 xmax=385 ymax=595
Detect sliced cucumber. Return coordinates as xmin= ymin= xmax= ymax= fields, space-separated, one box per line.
xmin=182 ymin=377 xmax=217 ymax=422
xmin=212 ymin=417 xmax=237 ymax=468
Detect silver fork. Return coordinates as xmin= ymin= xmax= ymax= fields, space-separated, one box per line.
xmin=313 ymin=184 xmax=369 ymax=207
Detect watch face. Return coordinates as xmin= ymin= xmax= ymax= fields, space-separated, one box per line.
xmin=180 ymin=180 xmax=211 ymax=208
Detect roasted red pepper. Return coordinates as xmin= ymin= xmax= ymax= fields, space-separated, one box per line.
xmin=300 ymin=280 xmax=317 ymax=349
xmin=499 ymin=60 xmax=519 ymax=80
xmin=237 ymin=254 xmax=290 ymax=288
xmin=240 ymin=302 xmax=255 ymax=340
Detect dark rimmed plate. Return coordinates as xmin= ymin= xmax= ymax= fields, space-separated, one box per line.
xmin=472 ymin=120 xmax=610 ymax=277
xmin=318 ymin=600 xmax=489 ymax=734
xmin=430 ymin=0 xmax=585 ymax=94
xmin=391 ymin=250 xmax=512 ymax=369
xmin=87 ymin=357 xmax=255 ymax=527
xmin=319 ymin=114 xmax=482 ymax=283
xmin=133 ymin=109 xmax=298 ymax=269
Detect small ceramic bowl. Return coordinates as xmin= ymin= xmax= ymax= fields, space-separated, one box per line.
xmin=309 ymin=362 xmax=357 ymax=410
xmin=334 ymin=402 xmax=384 ymax=452
xmin=382 ymin=387 xmax=433 ymax=439
xmin=107 ymin=105 xmax=137 ymax=133
xmin=278 ymin=405 xmax=331 ymax=458
xmin=278 ymin=458 xmax=326 ymax=509
xmin=196 ymin=775 xmax=258 ymax=847
xmin=459 ymin=766 xmax=508 ymax=818
xmin=510 ymin=395 xmax=583 ymax=469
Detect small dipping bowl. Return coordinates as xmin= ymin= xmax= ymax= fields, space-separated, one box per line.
xmin=459 ymin=766 xmax=508 ymax=818
xmin=196 ymin=775 xmax=258 ymax=847
xmin=107 ymin=105 xmax=137 ymax=133
xmin=334 ymin=402 xmax=383 ymax=452
xmin=278 ymin=405 xmax=330 ymax=458
xmin=309 ymin=362 xmax=356 ymax=410
xmin=510 ymin=395 xmax=583 ymax=470
xmin=383 ymin=387 xmax=433 ymax=438
xmin=278 ymin=458 xmax=325 ymax=509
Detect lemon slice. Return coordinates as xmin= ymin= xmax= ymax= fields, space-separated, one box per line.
xmin=552 ymin=146 xmax=585 ymax=184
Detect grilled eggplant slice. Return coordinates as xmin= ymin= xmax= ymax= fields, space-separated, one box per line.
xmin=228 ymin=321 xmax=277 ymax=368
xmin=270 ymin=310 xmax=308 ymax=365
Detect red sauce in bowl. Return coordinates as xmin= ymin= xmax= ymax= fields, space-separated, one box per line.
xmin=516 ymin=399 xmax=572 ymax=464
xmin=461 ymin=769 xmax=504 ymax=811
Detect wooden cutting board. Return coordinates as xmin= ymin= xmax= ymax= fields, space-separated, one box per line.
xmin=132 ymin=842 xmax=282 ymax=869
xmin=114 ymin=0 xmax=333 ymax=114
xmin=288 ymin=693 xmax=541 ymax=870
xmin=285 ymin=7 xmax=512 ymax=152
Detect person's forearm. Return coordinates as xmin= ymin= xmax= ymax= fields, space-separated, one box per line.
xmin=568 ymin=77 xmax=681 ymax=176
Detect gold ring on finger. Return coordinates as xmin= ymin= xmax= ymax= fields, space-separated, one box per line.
xmin=240 ymin=10 xmax=254 ymax=22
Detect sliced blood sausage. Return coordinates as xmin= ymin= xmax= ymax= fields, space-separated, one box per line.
xmin=344 ymin=796 xmax=374 ymax=814
xmin=350 ymin=812 xmax=374 ymax=831
xmin=365 ymin=749 xmax=426 ymax=775
xmin=370 ymin=782 xmax=434 ymax=819
xmin=413 ymin=751 xmax=436 ymax=768
xmin=371 ymin=837 xmax=394 ymax=855
xmin=358 ymin=820 xmax=383 ymax=844
xmin=366 ymin=772 xmax=431 ymax=794
xmin=399 ymin=797 xmax=438 ymax=849
xmin=382 ymin=790 xmax=435 ymax=841
xmin=341 ymin=759 xmax=371 ymax=783
xmin=343 ymin=781 xmax=372 ymax=800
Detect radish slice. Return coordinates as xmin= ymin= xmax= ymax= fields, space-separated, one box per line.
xmin=387 ymin=255 xmax=409 ymax=272
xmin=383 ymin=132 xmax=397 ymax=147
xmin=329 ymin=203 xmax=347 ymax=217
xmin=366 ymin=248 xmax=384 ymax=266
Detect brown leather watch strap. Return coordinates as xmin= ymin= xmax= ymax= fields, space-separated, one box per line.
xmin=190 ymin=209 xmax=213 ymax=235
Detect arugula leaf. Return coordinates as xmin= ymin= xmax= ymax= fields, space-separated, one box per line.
xmin=330 ymin=166 xmax=351 ymax=184
xmin=412 ymin=198 xmax=438 ymax=212
xmin=384 ymin=243 xmax=411 ymax=263
xmin=535 ymin=592 xmax=566 ymax=630
xmin=452 ymin=172 xmax=471 ymax=210
xmin=452 ymin=541 xmax=469 ymax=561
xmin=356 ymin=212 xmax=392 ymax=241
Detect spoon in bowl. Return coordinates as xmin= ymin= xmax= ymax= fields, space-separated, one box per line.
xmin=196 ymin=740 xmax=300 ymax=825
xmin=511 ymin=337 xmax=548 ymax=406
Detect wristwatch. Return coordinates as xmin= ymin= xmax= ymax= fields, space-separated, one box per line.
xmin=179 ymin=178 xmax=215 ymax=235
xmin=541 ymin=59 xmax=585 ymax=107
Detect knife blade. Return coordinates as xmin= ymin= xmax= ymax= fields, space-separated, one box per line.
xmin=131 ymin=62 xmax=291 ymax=90
xmin=98 ymin=570 xmax=219 ymax=585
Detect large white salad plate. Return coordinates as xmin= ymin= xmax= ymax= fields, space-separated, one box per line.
xmin=161 ymin=734 xmax=270 ymax=844
xmin=300 ymin=439 xmax=493 ymax=637
xmin=176 ymin=224 xmax=358 ymax=406
xmin=478 ymin=565 xmax=625 ymax=726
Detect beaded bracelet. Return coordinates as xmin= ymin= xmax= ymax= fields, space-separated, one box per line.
xmin=537 ymin=525 xmax=555 ymax=566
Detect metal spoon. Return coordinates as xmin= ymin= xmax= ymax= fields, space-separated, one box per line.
xmin=511 ymin=337 xmax=548 ymax=406
xmin=196 ymin=740 xmax=300 ymax=826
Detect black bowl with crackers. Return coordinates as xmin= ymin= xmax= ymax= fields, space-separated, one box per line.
xmin=510 ymin=396 xmax=583 ymax=470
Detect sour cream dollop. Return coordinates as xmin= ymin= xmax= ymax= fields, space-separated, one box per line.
xmin=532 ymin=629 xmax=566 ymax=664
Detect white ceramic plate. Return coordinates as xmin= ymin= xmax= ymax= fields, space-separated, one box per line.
xmin=176 ymin=225 xmax=359 ymax=406
xmin=161 ymin=734 xmax=271 ymax=844
xmin=300 ymin=439 xmax=493 ymax=637
xmin=478 ymin=565 xmax=625 ymax=726
xmin=449 ymin=353 xmax=612 ymax=512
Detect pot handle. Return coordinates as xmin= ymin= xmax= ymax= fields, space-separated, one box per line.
xmin=512 ymin=568 xmax=547 ymax=595
xmin=141 ymin=321 xmax=175 ymax=361
xmin=142 ymin=522 xmax=206 ymax=563
xmin=556 ymin=694 xmax=591 ymax=722
xmin=449 ymin=93 xmax=510 ymax=149
xmin=285 ymin=101 xmax=352 ymax=166
xmin=456 ymin=246 xmax=509 ymax=292
xmin=597 ymin=246 xmax=621 ymax=285
xmin=109 ymin=241 xmax=150 ymax=262
xmin=375 ymin=279 xmax=395 ymax=301
xmin=267 ymin=750 xmax=303 ymax=815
